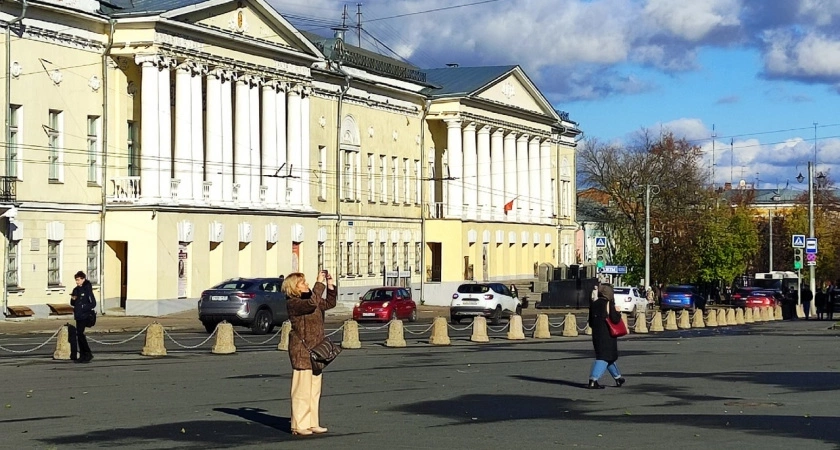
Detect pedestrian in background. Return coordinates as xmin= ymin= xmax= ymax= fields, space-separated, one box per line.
xmin=801 ymin=285 xmax=813 ymax=319
xmin=815 ymin=286 xmax=827 ymax=320
xmin=70 ymin=271 xmax=96 ymax=363
xmin=284 ymin=270 xmax=337 ymax=436
xmin=828 ymin=280 xmax=838 ymax=321
xmin=587 ymin=283 xmax=625 ymax=389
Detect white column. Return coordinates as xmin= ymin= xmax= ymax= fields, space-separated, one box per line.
xmin=190 ymin=64 xmax=204 ymax=204
xmin=445 ymin=119 xmax=463 ymax=218
xmin=540 ymin=140 xmax=552 ymax=224
xmin=300 ymin=87 xmax=312 ymax=209
xmin=158 ymin=59 xmax=173 ymax=201
xmin=503 ymin=132 xmax=517 ymax=222
xmin=205 ymin=69 xmax=223 ymax=203
xmin=174 ymin=62 xmax=192 ymax=203
xmin=234 ymin=75 xmax=251 ymax=206
xmin=516 ymin=135 xmax=529 ymax=222
xmin=286 ymin=86 xmax=302 ymax=208
xmin=249 ymin=78 xmax=261 ymax=206
xmin=261 ymin=82 xmax=277 ymax=207
xmin=275 ymin=83 xmax=288 ymax=206
xmin=529 ymin=137 xmax=541 ymax=223
xmin=136 ymin=56 xmax=160 ymax=200
xmin=490 ymin=129 xmax=504 ymax=221
xmin=462 ymin=122 xmax=477 ymax=220
xmin=220 ymin=72 xmax=234 ymax=203
xmin=476 ymin=125 xmax=491 ymax=220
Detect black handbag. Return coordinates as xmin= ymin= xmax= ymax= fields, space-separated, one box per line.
xmin=294 ymin=330 xmax=341 ymax=371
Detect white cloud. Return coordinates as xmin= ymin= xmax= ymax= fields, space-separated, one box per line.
xmin=643 ymin=0 xmax=742 ymax=41
xmin=764 ymin=30 xmax=840 ymax=79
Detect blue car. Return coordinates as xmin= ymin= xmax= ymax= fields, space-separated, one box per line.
xmin=660 ymin=285 xmax=706 ymax=311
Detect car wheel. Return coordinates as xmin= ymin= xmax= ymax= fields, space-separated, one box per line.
xmin=251 ymin=309 xmax=273 ymax=335
xmin=515 ymin=305 xmax=522 ymax=316
xmin=491 ymin=306 xmax=503 ymax=325
xmin=450 ymin=315 xmax=461 ymax=324
xmin=408 ymin=309 xmax=417 ymax=322
xmin=202 ymin=321 xmax=218 ymax=334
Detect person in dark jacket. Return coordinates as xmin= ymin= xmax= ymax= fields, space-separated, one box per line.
xmin=801 ymin=286 xmax=813 ymax=319
xmin=587 ymin=283 xmax=625 ymax=389
xmin=815 ymin=286 xmax=827 ymax=320
xmin=70 ymin=270 xmax=96 ymax=363
xmin=284 ymin=270 xmax=337 ymax=436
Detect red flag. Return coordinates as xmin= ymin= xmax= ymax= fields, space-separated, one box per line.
xmin=503 ymin=198 xmax=515 ymax=215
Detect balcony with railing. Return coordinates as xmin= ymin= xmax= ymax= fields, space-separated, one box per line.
xmin=0 ymin=176 xmax=17 ymax=203
xmin=109 ymin=176 xmax=141 ymax=203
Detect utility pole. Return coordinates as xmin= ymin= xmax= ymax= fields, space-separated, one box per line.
xmin=711 ymin=124 xmax=716 ymax=190
xmin=356 ymin=4 xmax=362 ymax=47
xmin=769 ymin=208 xmax=773 ymax=272
xmin=644 ymin=184 xmax=660 ymax=292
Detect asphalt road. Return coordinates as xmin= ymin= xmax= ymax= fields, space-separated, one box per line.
xmin=1 ymin=320 xmax=839 ymax=449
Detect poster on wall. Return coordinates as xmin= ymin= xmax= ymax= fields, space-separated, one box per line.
xmin=178 ymin=243 xmax=188 ymax=299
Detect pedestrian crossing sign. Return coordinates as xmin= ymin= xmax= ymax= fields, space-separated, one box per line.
xmin=595 ymin=237 xmax=607 ymax=248
xmin=792 ymin=235 xmax=805 ymax=248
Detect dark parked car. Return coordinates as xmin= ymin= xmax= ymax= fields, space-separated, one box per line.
xmin=660 ymin=285 xmax=706 ymax=311
xmin=352 ymin=287 xmax=417 ymax=322
xmin=732 ymin=287 xmax=782 ymax=309
xmin=198 ymin=277 xmax=287 ymax=334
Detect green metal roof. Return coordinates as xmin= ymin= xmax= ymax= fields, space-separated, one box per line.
xmin=422 ymin=66 xmax=517 ymax=97
xmin=99 ymin=0 xmax=207 ymax=16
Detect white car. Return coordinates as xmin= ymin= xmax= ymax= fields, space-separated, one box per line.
xmin=450 ymin=283 xmax=522 ymax=325
xmin=614 ymin=286 xmax=647 ymax=314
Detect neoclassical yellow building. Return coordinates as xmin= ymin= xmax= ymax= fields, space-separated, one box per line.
xmin=1 ymin=0 xmax=580 ymax=317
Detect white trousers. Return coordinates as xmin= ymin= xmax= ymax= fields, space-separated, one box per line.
xmin=291 ymin=369 xmax=322 ymax=431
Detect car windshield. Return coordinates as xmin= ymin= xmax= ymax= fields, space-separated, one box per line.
xmin=458 ymin=284 xmax=490 ymax=294
xmin=212 ymin=280 xmax=255 ymax=290
xmin=362 ymin=290 xmax=393 ymax=301
xmin=614 ymin=288 xmax=630 ymax=295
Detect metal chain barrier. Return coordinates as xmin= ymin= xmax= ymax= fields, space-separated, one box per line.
xmin=522 ymin=322 xmax=537 ymax=331
xmin=403 ymin=323 xmax=435 ymax=335
xmin=325 ymin=324 xmax=345 ymax=338
xmin=88 ymin=325 xmax=151 ymax=346
xmin=447 ymin=323 xmax=474 ymax=331
xmin=232 ymin=328 xmax=282 ymax=345
xmin=358 ymin=322 xmax=392 ymax=331
xmin=163 ymin=328 xmax=218 ymax=349
xmin=0 ymin=327 xmax=62 ymax=354
xmin=548 ymin=317 xmax=567 ymax=328
xmin=486 ymin=323 xmax=510 ymax=333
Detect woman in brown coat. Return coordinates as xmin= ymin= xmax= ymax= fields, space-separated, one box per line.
xmin=587 ymin=283 xmax=625 ymax=389
xmin=283 ymin=270 xmax=337 ymax=436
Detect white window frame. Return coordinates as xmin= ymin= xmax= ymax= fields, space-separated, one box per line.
xmin=414 ymin=159 xmax=421 ymax=205
xmin=86 ymin=241 xmax=99 ymax=284
xmin=48 ymin=110 xmax=64 ymax=182
xmin=403 ymin=242 xmax=409 ymax=271
xmin=8 ymin=104 xmax=22 ymax=179
xmin=367 ymin=241 xmax=374 ymax=275
xmin=87 ymin=115 xmax=102 ymax=185
xmin=317 ymin=242 xmax=325 ymax=270
xmin=391 ymin=156 xmax=399 ymax=203
xmin=415 ymin=242 xmax=421 ymax=274
xmin=318 ymin=145 xmax=327 ymax=200
xmin=379 ymin=155 xmax=387 ymax=203
xmin=127 ymin=121 xmax=139 ymax=176
xmin=403 ymin=158 xmax=410 ymax=203
xmin=346 ymin=242 xmax=353 ymax=275
xmin=367 ymin=153 xmax=374 ymax=202
xmin=47 ymin=240 xmax=62 ymax=287
xmin=391 ymin=242 xmax=398 ymax=270
xmin=379 ymin=242 xmax=386 ymax=274
xmin=6 ymin=238 xmax=20 ymax=288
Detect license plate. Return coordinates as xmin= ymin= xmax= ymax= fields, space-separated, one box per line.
xmin=463 ymin=300 xmax=478 ymax=304
xmin=210 ymin=295 xmax=227 ymax=301
xmin=362 ymin=313 xmax=375 ymax=317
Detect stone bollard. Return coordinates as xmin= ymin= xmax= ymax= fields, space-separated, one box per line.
xmin=277 ymin=321 xmax=292 ymax=351
xmin=762 ymin=307 xmax=773 ymax=322
xmin=664 ymin=310 xmax=678 ymax=331
xmin=795 ymin=304 xmax=804 ymax=320
xmin=507 ymin=315 xmax=526 ymax=340
xmin=53 ymin=325 xmax=71 ymax=360
xmin=691 ymin=310 xmax=705 ymax=328
xmin=562 ymin=313 xmax=579 ymax=337
xmin=621 ymin=313 xmax=629 ymax=330
xmin=429 ymin=317 xmax=451 ymax=346
xmin=744 ymin=307 xmax=754 ymax=323
xmin=212 ymin=322 xmax=236 ymax=354
xmin=726 ymin=308 xmax=737 ymax=325
xmin=341 ymin=320 xmax=362 ymax=349
xmin=775 ymin=305 xmax=783 ymax=320
xmin=752 ymin=307 xmax=762 ymax=322
xmin=650 ymin=311 xmax=664 ymax=332
xmin=735 ymin=308 xmax=746 ymax=325
xmin=634 ymin=312 xmax=649 ymax=334
xmin=471 ymin=316 xmax=490 ymax=343
xmin=717 ymin=308 xmax=728 ymax=326
xmin=385 ymin=320 xmax=407 ymax=348
xmin=532 ymin=314 xmax=551 ymax=339
xmin=705 ymin=309 xmax=718 ymax=327
xmin=141 ymin=322 xmax=167 ymax=357
xmin=584 ymin=324 xmax=592 ymax=335
xmin=678 ymin=310 xmax=691 ymax=329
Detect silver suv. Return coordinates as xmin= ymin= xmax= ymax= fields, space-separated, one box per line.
xmin=450 ymin=282 xmax=522 ymax=325
xmin=198 ymin=277 xmax=288 ymax=334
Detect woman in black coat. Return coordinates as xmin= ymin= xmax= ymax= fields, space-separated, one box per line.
xmin=587 ymin=283 xmax=625 ymax=389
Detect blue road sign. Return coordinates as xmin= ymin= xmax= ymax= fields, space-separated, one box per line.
xmin=792 ymin=235 xmax=805 ymax=248
xmin=595 ymin=237 xmax=607 ymax=248
xmin=617 ymin=265 xmax=627 ymax=274
xmin=806 ymin=238 xmax=818 ymax=254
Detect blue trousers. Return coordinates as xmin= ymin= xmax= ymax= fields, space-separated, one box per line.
xmin=590 ymin=359 xmax=621 ymax=381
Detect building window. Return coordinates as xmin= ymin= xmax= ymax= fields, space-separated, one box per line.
xmin=341 ymin=149 xmax=355 ymax=201
xmin=403 ymin=158 xmax=410 ymax=203
xmin=8 ymin=104 xmax=21 ymax=179
xmin=47 ymin=240 xmax=61 ymax=286
xmin=127 ymin=121 xmax=139 ymax=176
xmin=338 ymin=242 xmax=344 ymax=276
xmin=403 ymin=242 xmax=409 ymax=272
xmin=317 ymin=242 xmax=325 ymax=270
xmin=379 ymin=155 xmax=387 ymax=202
xmin=87 ymin=116 xmax=101 ymax=185
xmin=414 ymin=159 xmax=421 ymax=205
xmin=391 ymin=242 xmax=398 ymax=270
xmin=379 ymin=242 xmax=386 ymax=274
xmin=367 ymin=153 xmax=374 ymax=202
xmin=346 ymin=242 xmax=353 ymax=275
xmin=391 ymin=156 xmax=399 ymax=203
xmin=318 ymin=146 xmax=327 ymax=200
xmin=367 ymin=242 xmax=374 ymax=275
xmin=6 ymin=239 xmax=20 ymax=288
xmin=415 ymin=242 xmax=422 ymax=274
xmin=87 ymin=241 xmax=99 ymax=284
xmin=354 ymin=241 xmax=360 ymax=275
xmin=48 ymin=110 xmax=63 ymax=182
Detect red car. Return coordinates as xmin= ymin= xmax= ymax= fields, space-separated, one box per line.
xmin=352 ymin=287 xmax=418 ymax=322
xmin=732 ymin=288 xmax=780 ymax=309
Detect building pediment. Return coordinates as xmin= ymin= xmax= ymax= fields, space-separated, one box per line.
xmin=474 ymin=71 xmax=551 ymax=117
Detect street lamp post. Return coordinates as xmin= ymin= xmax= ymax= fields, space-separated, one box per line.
xmin=644 ymin=185 xmax=660 ymax=292
xmin=797 ymin=162 xmax=823 ymax=311
xmin=769 ymin=193 xmax=780 ymax=272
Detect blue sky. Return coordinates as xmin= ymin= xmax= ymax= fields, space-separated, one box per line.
xmin=273 ymin=0 xmax=840 ymax=191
